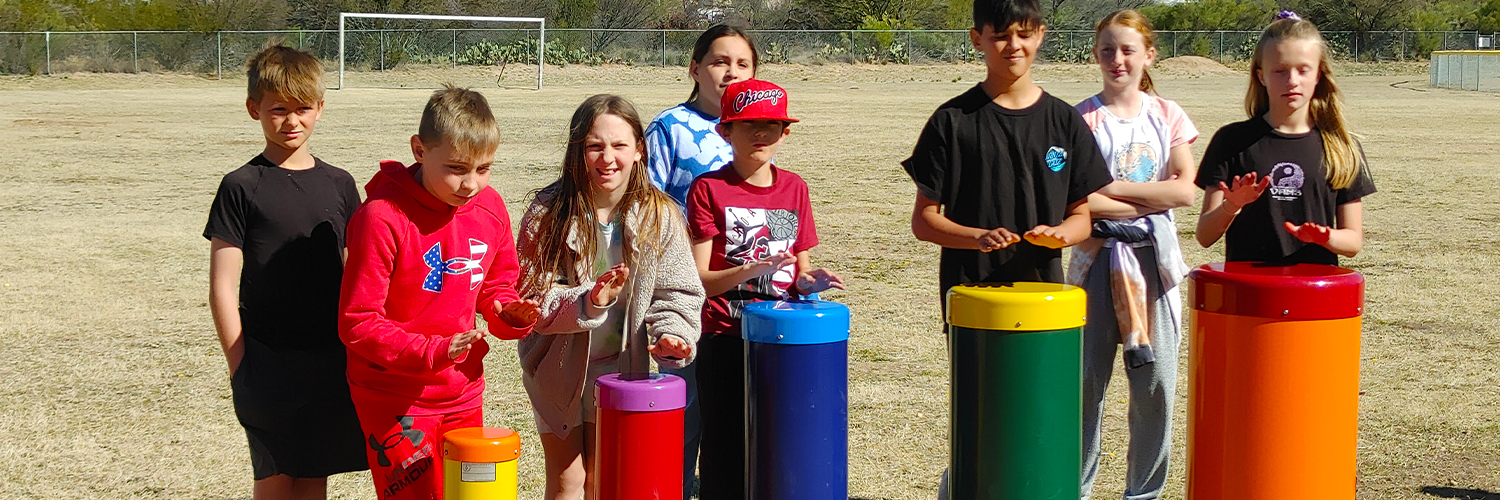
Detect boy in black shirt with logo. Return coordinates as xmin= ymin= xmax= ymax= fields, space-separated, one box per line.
xmin=901 ymin=0 xmax=1111 ymax=495
xmin=903 ymin=0 xmax=1111 ymax=301
xmin=204 ymin=44 xmax=367 ymax=499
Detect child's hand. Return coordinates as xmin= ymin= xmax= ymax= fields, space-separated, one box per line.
xmin=591 ymin=264 xmax=631 ymax=307
xmin=496 ymin=299 xmax=541 ymax=328
xmin=448 ymin=328 xmax=485 ymax=359
xmin=648 ymin=335 xmax=692 ymax=360
xmin=1219 ymin=173 xmax=1271 ymax=213
xmin=1284 ymin=221 xmax=1332 ymax=245
xmin=1024 ymin=225 xmax=1073 ymax=249
xmin=746 ymin=252 xmax=797 ymax=277
xmin=796 ymin=268 xmax=846 ymax=294
xmin=977 ymin=227 xmax=1022 ymax=252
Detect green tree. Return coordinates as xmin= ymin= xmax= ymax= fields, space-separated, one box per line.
xmin=1140 ymin=0 xmax=1279 ymax=30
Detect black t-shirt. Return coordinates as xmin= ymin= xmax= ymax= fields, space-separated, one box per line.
xmin=902 ymin=86 xmax=1112 ymax=295
xmin=1195 ymin=118 xmax=1377 ymax=265
xmin=204 ymin=155 xmax=363 ymax=351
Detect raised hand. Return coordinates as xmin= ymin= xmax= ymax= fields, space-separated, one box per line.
xmin=1219 ymin=172 xmax=1271 ymax=213
xmin=977 ymin=227 xmax=1022 ymax=252
xmin=1284 ymin=221 xmax=1332 ymax=245
xmin=448 ymin=328 xmax=485 ymax=359
xmin=1023 ymin=224 xmax=1072 ymax=249
xmin=747 ymin=252 xmax=797 ymax=278
xmin=497 ymin=298 xmax=541 ymax=328
xmin=796 ymin=268 xmax=847 ymax=294
xmin=591 ymin=264 xmax=631 ymax=307
xmin=648 ymin=335 xmax=692 ymax=360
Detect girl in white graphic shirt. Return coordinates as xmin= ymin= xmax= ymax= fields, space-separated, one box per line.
xmin=1069 ymin=10 xmax=1195 ymax=500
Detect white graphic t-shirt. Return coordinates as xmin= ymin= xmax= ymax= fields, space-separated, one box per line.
xmin=1076 ymin=92 xmax=1199 ymax=188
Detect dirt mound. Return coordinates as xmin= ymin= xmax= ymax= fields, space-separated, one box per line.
xmin=1154 ymin=55 xmax=1237 ymax=77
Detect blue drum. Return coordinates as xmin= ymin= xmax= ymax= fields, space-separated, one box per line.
xmin=743 ymin=300 xmax=851 ymax=500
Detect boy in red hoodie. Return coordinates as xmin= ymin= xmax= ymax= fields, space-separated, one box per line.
xmin=340 ymin=86 xmax=540 ymax=500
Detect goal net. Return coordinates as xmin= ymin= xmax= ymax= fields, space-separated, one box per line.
xmin=338 ymin=13 xmax=545 ymax=90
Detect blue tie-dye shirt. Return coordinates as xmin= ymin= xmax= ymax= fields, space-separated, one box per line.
xmin=645 ymin=103 xmax=734 ymax=207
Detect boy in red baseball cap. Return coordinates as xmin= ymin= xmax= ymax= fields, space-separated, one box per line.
xmin=683 ymin=78 xmax=845 ymax=499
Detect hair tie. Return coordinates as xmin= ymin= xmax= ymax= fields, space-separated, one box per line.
xmin=1275 ymin=10 xmax=1301 ymax=21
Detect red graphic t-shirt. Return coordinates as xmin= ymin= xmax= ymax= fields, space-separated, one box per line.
xmin=686 ymin=165 xmax=818 ymax=336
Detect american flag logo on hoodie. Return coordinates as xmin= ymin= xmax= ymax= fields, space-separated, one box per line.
xmin=421 ymin=239 xmax=488 ymax=293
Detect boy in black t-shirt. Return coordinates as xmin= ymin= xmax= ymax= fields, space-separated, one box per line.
xmin=204 ymin=44 xmax=367 ymax=498
xmin=902 ymin=0 xmax=1111 ymax=302
xmin=902 ymin=1 xmax=1111 ymax=496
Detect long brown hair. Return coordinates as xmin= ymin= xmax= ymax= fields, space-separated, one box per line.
xmin=1094 ymin=9 xmax=1157 ymax=95
xmin=1246 ymin=18 xmax=1363 ymax=190
xmin=518 ymin=94 xmax=681 ymax=297
xmin=687 ymin=24 xmax=760 ymax=103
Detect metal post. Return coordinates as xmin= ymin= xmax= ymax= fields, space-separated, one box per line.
xmin=299 ymin=30 xmax=305 ymax=49
xmin=1353 ymin=33 xmax=1358 ymax=62
xmin=907 ymin=31 xmax=913 ymax=64
xmin=133 ymin=32 xmax=139 ymax=73
xmin=1219 ymin=31 xmax=1225 ymax=60
xmin=217 ymin=31 xmax=222 ymax=79
xmin=1444 ymin=31 xmax=1449 ymax=51
xmin=379 ymin=30 xmax=385 ymax=71
xmin=537 ymin=20 xmax=545 ymax=90
xmin=1172 ymin=31 xmax=1177 ymax=58
xmin=661 ymin=30 xmax=667 ymax=67
xmin=45 ymin=31 xmax=50 ymax=75
xmin=338 ymin=13 xmax=345 ymax=89
xmin=452 ymin=29 xmax=457 ymax=69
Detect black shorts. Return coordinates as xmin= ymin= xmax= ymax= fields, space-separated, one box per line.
xmin=231 ymin=338 xmax=367 ymax=480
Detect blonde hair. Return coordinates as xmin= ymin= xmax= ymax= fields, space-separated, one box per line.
xmin=246 ymin=43 xmax=324 ymax=104
xmin=1247 ymin=18 xmax=1363 ymax=190
xmin=419 ymin=86 xmax=501 ymax=161
xmin=518 ymin=94 xmax=681 ymax=298
xmin=1094 ymin=9 xmax=1158 ymax=95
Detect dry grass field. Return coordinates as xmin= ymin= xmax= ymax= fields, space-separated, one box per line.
xmin=1 ymin=59 xmax=1496 ymax=499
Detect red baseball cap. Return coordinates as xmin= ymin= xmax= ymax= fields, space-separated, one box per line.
xmin=720 ymin=79 xmax=799 ymax=124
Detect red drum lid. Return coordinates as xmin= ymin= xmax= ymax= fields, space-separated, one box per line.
xmin=1190 ymin=262 xmax=1365 ymax=320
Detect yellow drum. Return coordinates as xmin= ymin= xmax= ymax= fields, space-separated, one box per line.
xmin=442 ymin=427 xmax=520 ymax=499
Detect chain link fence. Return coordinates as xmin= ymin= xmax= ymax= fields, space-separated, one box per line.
xmin=0 ymin=28 xmax=1488 ymax=77
xmin=1431 ymin=50 xmax=1500 ymax=91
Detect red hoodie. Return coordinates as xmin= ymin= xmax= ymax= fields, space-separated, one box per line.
xmin=339 ymin=160 xmax=532 ymax=415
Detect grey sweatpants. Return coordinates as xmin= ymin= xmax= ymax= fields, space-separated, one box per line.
xmin=1080 ymin=244 xmax=1178 ymax=500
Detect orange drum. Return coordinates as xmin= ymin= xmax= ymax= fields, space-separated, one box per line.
xmin=1188 ymin=263 xmax=1364 ymax=500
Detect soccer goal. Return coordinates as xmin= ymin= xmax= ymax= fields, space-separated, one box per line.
xmin=337 ymin=12 xmax=546 ymax=90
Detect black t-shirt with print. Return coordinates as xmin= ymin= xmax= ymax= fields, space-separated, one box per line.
xmin=902 ymin=86 xmax=1113 ymax=296
xmin=204 ymin=155 xmax=363 ymax=351
xmin=1195 ymin=118 xmax=1377 ymax=265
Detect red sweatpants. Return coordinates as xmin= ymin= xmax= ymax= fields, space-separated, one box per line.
xmin=355 ymin=402 xmax=482 ymax=500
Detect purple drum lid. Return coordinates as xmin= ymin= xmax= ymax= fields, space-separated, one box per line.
xmin=595 ymin=373 xmax=687 ymax=412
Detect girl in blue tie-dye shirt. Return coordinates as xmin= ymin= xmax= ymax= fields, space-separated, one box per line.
xmin=641 ymin=24 xmax=758 ymax=500
xmin=645 ymin=25 xmax=759 ymax=207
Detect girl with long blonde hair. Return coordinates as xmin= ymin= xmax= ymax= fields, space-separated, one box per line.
xmin=1194 ymin=12 xmax=1376 ymax=264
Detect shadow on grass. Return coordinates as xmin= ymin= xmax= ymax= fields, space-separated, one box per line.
xmin=1422 ymin=486 xmax=1500 ymax=500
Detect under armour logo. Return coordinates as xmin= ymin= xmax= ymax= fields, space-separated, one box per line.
xmin=422 ymin=239 xmax=488 ymax=293
xmin=368 ymin=416 xmax=426 ymax=468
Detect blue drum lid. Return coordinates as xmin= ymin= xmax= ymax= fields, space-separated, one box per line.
xmin=743 ymin=300 xmax=851 ymax=345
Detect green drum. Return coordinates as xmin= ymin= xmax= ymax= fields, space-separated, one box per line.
xmin=946 ymin=283 xmax=1087 ymax=499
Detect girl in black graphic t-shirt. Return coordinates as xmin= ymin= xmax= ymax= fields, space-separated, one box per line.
xmin=1194 ymin=14 xmax=1375 ymax=265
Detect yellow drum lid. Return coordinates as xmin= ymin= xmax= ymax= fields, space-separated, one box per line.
xmin=946 ymin=282 xmax=1086 ymax=331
